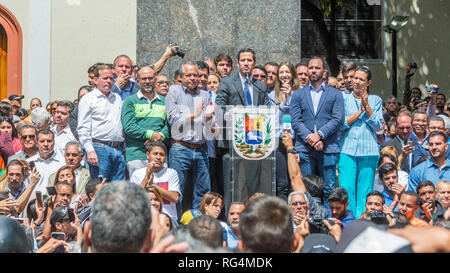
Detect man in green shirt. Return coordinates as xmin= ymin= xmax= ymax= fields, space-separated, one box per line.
xmin=121 ymin=66 xmax=169 ymax=177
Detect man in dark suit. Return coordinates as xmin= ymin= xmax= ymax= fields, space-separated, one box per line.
xmin=216 ymin=48 xmax=270 ymax=212
xmin=381 ymin=111 xmax=415 ymax=173
xmin=290 ymin=56 xmax=344 ymax=207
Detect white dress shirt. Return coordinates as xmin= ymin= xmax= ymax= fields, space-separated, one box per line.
xmin=77 ymin=88 xmax=124 ymax=153
xmin=26 ymin=151 xmax=65 ymax=195
xmin=51 ymin=124 xmax=77 ymax=158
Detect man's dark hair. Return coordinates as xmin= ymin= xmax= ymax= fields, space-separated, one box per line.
xmin=302 ymin=175 xmax=324 ymax=198
xmin=214 ymin=53 xmax=233 ymax=67
xmin=55 ymin=181 xmax=73 ymax=190
xmin=378 ymin=162 xmax=398 ymax=181
xmin=56 ymin=100 xmax=75 ymax=112
xmin=6 ymin=159 xmax=25 ymax=176
xmin=412 ymin=108 xmax=427 ymax=118
xmin=429 ymin=130 xmax=448 ymax=143
xmin=91 ymin=181 xmax=151 ymax=253
xmin=0 ymin=102 xmax=12 ymax=116
xmin=252 ymin=64 xmax=267 ymax=76
xmin=308 ymin=56 xmax=328 ymax=70
xmin=401 ymin=190 xmax=419 ymax=204
xmin=37 ymin=128 xmax=54 ymax=141
xmin=416 ymin=180 xmax=435 ymax=194
xmin=328 ymin=187 xmax=348 ymax=204
xmin=239 ymin=196 xmax=294 ymax=253
xmin=173 ymin=69 xmax=181 ymax=81
xmin=295 ymin=62 xmax=308 ymax=69
xmin=196 ymin=61 xmax=210 ymax=74
xmin=88 ymin=63 xmax=104 ymax=74
xmin=237 ymin=48 xmax=256 ymax=62
xmin=85 ymin=178 xmax=102 ymax=199
xmin=77 ymin=85 xmax=92 ymax=99
xmin=146 ymin=141 xmax=167 ymax=155
xmin=437 ymin=93 xmax=446 ymax=102
xmin=341 ymin=62 xmax=357 ymax=74
xmin=186 ymin=215 xmax=223 ymax=249
xmin=366 ymin=190 xmax=385 ymax=204
xmin=264 ymin=61 xmax=279 ymax=67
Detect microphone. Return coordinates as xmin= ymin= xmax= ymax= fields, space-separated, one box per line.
xmin=245 ymin=72 xmax=252 ymax=86
xmin=282 ymin=114 xmax=291 ymax=132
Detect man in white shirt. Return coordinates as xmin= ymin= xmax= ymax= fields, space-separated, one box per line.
xmin=26 ymin=129 xmax=65 ymax=195
xmin=130 ymin=141 xmax=180 ymax=220
xmin=77 ymin=64 xmax=125 ymax=182
xmin=51 ymin=100 xmax=77 ymax=158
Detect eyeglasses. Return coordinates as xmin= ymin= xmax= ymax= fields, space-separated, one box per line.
xmin=398 ymin=126 xmax=411 ymax=130
xmin=21 ymin=134 xmax=36 ymax=139
xmin=290 ymin=201 xmax=307 ymax=207
xmin=157 ymin=81 xmax=169 ymax=85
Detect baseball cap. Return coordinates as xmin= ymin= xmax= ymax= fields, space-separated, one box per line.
xmin=50 ymin=206 xmax=74 ymax=226
xmin=8 ymin=95 xmax=24 ymax=101
xmin=301 ymin=233 xmax=337 ymax=253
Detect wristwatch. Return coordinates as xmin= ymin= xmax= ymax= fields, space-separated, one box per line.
xmin=287 ymin=148 xmax=297 ymax=154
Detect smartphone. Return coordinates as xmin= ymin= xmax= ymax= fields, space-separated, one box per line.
xmin=67 ymin=208 xmax=75 ymax=222
xmin=98 ymin=175 xmax=104 ymax=180
xmin=407 ymin=140 xmax=415 ymax=147
xmin=36 ymin=191 xmax=44 ymax=208
xmin=51 ymin=232 xmax=66 ymax=241
xmin=46 ymin=186 xmax=57 ymax=196
xmin=29 ymin=161 xmax=36 ymax=170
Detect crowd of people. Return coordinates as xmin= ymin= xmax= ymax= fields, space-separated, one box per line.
xmin=0 ymin=44 xmax=449 ymax=253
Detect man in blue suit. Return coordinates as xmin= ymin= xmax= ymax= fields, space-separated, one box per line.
xmin=290 ymin=57 xmax=344 ymax=207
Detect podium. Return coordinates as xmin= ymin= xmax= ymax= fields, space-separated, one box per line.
xmin=219 ymin=105 xmax=278 ymax=204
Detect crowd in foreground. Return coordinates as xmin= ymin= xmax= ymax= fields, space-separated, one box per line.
xmin=0 ymin=45 xmax=449 ymax=253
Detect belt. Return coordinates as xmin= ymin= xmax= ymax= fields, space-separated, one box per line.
xmin=173 ymin=139 xmax=206 ymax=149
xmin=92 ymin=139 xmax=123 ymax=148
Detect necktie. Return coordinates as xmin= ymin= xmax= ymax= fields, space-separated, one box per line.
xmin=244 ymin=80 xmax=252 ymax=106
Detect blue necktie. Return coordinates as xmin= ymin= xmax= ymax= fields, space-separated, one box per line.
xmin=244 ymin=79 xmax=252 ymax=106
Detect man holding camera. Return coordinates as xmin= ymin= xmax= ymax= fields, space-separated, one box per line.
xmin=327 ymin=187 xmax=355 ymax=227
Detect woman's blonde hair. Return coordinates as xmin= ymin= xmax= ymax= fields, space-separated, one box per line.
xmin=380 ymin=146 xmax=400 ymax=170
xmin=274 ymin=61 xmax=300 ymax=104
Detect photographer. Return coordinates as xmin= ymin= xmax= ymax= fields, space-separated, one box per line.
xmin=327 ymin=187 xmax=356 ymax=227
xmin=403 ymin=62 xmax=421 ymax=106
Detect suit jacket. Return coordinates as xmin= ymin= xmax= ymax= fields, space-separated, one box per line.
xmin=48 ymin=167 xmax=90 ymax=196
xmin=215 ymin=73 xmax=270 ymax=148
xmin=381 ymin=137 xmax=411 ymax=172
xmin=290 ymin=84 xmax=344 ymax=154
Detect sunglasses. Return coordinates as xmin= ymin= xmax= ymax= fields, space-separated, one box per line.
xmin=21 ymin=134 xmax=36 ymax=139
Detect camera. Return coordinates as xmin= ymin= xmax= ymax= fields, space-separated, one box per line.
xmin=409 ymin=62 xmax=417 ymax=69
xmin=370 ymin=210 xmax=388 ymax=225
xmin=307 ymin=215 xmax=335 ymax=234
xmin=169 ymin=43 xmax=186 ymax=58
xmin=426 ymin=86 xmax=439 ymax=93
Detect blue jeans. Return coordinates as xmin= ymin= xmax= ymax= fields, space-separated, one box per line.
xmin=169 ymin=143 xmax=210 ymax=218
xmin=89 ymin=143 xmax=126 ymax=182
xmin=299 ymin=151 xmax=338 ymax=208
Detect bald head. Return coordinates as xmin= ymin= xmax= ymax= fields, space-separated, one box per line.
xmin=136 ymin=66 xmax=156 ymax=93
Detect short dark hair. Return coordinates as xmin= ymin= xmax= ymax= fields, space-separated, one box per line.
xmin=85 ymin=178 xmax=102 ymax=198
xmin=146 ymin=141 xmax=167 ymax=155
xmin=196 ymin=61 xmax=210 ymax=74
xmin=239 ymin=196 xmax=294 ymax=253
xmin=436 ymin=93 xmax=446 ymax=101
xmin=56 ymin=100 xmax=75 ymax=112
xmin=264 ymin=61 xmax=279 ymax=67
xmin=378 ymin=162 xmax=398 ymax=181
xmin=37 ymin=128 xmax=54 ymax=141
xmin=214 ymin=53 xmax=233 ymax=67
xmin=429 ymin=130 xmax=448 ymax=142
xmin=366 ymin=191 xmax=385 ymax=204
xmin=6 ymin=159 xmax=25 ymax=176
xmin=237 ymin=48 xmax=256 ymax=63
xmin=186 ymin=215 xmax=223 ymax=249
xmin=0 ymin=102 xmax=12 ymax=116
xmin=308 ymin=56 xmax=327 ymax=70
xmin=416 ymin=180 xmax=435 ymax=194
xmin=88 ymin=63 xmax=104 ymax=74
xmin=252 ymin=64 xmax=267 ymax=76
xmin=428 ymin=115 xmax=445 ymax=127
xmin=328 ymin=187 xmax=348 ymax=204
xmin=341 ymin=62 xmax=357 ymax=74
xmin=55 ymin=181 xmax=73 ymax=190
xmin=295 ymin=62 xmax=308 ymax=69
